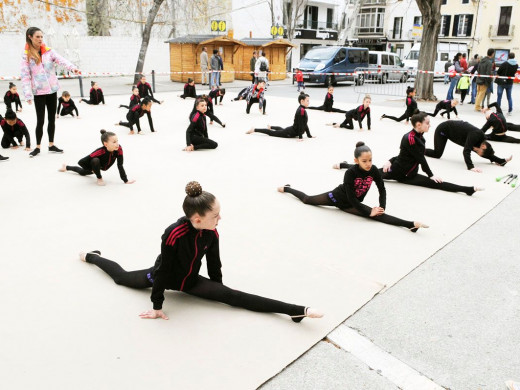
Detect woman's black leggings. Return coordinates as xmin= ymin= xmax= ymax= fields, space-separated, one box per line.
xmin=334 ymin=114 xmax=355 ymax=129
xmin=308 ymin=105 xmax=346 ymax=113
xmin=85 ymin=253 xmax=305 ymax=317
xmin=254 ymin=126 xmax=294 ymax=138
xmin=383 ymin=110 xmax=411 ymax=122
xmin=191 ymin=135 xmax=218 ymax=150
xmin=66 ymin=158 xmax=102 ymax=179
xmin=207 ymin=111 xmax=224 ymax=127
xmin=380 ymin=170 xmax=475 ymax=195
xmin=34 ymin=92 xmax=57 ymax=145
xmin=246 ymin=98 xmax=266 ymax=114
xmin=284 ymin=187 xmax=415 ymax=229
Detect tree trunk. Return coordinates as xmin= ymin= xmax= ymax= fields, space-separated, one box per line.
xmin=86 ymin=0 xmax=111 ymax=36
xmin=415 ymin=0 xmax=442 ymax=101
xmin=134 ymin=0 xmax=165 ymax=85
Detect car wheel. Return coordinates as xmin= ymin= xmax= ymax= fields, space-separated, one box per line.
xmin=325 ymin=75 xmax=335 ymax=87
xmin=400 ymin=73 xmax=408 ymax=83
xmin=356 ymin=74 xmax=365 ymax=86
xmin=381 ymin=73 xmax=388 ymax=84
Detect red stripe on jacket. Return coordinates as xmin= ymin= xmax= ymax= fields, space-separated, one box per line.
xmin=165 ymin=223 xmax=189 ymax=246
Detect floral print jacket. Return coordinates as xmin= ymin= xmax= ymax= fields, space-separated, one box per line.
xmin=20 ymin=44 xmax=76 ymax=101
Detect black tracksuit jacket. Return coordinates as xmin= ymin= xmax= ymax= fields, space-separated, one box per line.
xmin=389 ymin=130 xmax=434 ymax=179
xmin=78 ymin=146 xmax=128 ymax=182
xmin=151 ymin=217 xmax=222 ymax=310
xmin=1 ymin=118 xmax=30 ymax=148
xmin=4 ymin=91 xmax=22 ymax=111
xmin=186 ymin=110 xmax=208 ymax=145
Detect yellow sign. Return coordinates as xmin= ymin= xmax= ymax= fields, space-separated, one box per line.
xmin=412 ymin=24 xmax=423 ymax=38
xmin=271 ymin=25 xmax=285 ymax=36
xmin=218 ymin=21 xmax=226 ymax=32
xmin=211 ymin=20 xmax=218 ymax=32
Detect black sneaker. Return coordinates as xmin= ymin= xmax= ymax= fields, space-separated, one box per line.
xmin=29 ymin=148 xmax=40 ymax=158
xmin=0 ymin=155 xmax=9 ymax=161
xmin=49 ymin=145 xmax=64 ymax=153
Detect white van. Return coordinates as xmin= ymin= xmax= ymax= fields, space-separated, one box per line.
xmin=368 ymin=51 xmax=408 ymax=83
xmin=403 ymin=42 xmax=468 ymax=79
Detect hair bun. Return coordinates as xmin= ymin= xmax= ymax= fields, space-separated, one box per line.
xmin=185 ymin=181 xmax=203 ymax=197
xmin=100 ymin=130 xmax=106 ymax=134
xmin=355 ymin=141 xmax=365 ymax=148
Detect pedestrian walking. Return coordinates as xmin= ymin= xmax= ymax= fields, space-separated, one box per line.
xmin=210 ymin=50 xmax=219 ymax=88
xmin=250 ymin=50 xmax=258 ymax=83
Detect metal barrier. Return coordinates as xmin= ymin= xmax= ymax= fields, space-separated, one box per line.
xmin=354 ymin=68 xmax=415 ymax=100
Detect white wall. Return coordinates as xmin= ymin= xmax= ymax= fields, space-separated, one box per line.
xmin=231 ymin=0 xmax=282 ymax=40
xmin=0 ymin=35 xmax=171 ymax=78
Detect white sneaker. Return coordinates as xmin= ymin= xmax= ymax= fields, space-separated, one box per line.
xmin=507 ymin=111 xmax=513 ymax=116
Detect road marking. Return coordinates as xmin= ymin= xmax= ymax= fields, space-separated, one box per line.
xmin=327 ymin=325 xmax=445 ymax=390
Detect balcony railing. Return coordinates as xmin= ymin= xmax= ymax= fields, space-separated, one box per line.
xmin=489 ymin=24 xmax=515 ymax=40
xmin=297 ymin=20 xmax=339 ymax=30
xmin=355 ymin=26 xmax=384 ymax=36
xmin=361 ymin=0 xmax=386 ymax=6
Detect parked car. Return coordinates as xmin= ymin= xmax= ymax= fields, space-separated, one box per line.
xmin=296 ymin=46 xmax=369 ymax=86
xmin=403 ymin=42 xmax=468 ymax=79
xmin=368 ymin=51 xmax=408 ymax=83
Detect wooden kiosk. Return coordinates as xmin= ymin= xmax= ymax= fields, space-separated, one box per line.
xmin=165 ymin=35 xmax=246 ymax=84
xmin=237 ymin=38 xmax=296 ymax=81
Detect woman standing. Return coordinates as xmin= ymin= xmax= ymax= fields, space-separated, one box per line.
xmin=80 ymin=181 xmax=323 ymax=322
xmin=446 ymin=53 xmax=463 ymax=101
xmin=20 ymin=27 xmax=79 ymax=158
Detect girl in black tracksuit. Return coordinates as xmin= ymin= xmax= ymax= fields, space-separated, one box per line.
xmin=60 ymin=130 xmax=134 ymax=186
xmin=56 ymin=91 xmax=79 ymax=117
xmin=247 ymin=93 xmax=313 ymax=140
xmin=425 ymin=99 xmax=459 ymax=119
xmin=185 ymin=98 xmax=218 ymax=151
xmin=328 ymin=95 xmax=371 ymax=130
xmin=1 ymin=110 xmax=31 ymax=150
xmin=119 ymin=86 xmax=140 ymax=109
xmin=240 ymin=81 xmax=267 ymax=114
xmin=4 ymin=83 xmax=22 ymax=112
xmin=381 ymin=87 xmax=418 ymax=124
xmin=481 ymin=102 xmax=520 ymax=143
xmin=80 ymin=181 xmax=322 ymax=322
xmin=179 ymin=79 xmax=198 ymax=99
xmin=80 ymin=82 xmax=105 ymax=105
xmin=192 ymin=95 xmax=225 ymax=128
xmin=378 ymin=112 xmax=480 ymax=195
xmin=308 ymin=86 xmax=346 ymax=113
xmin=117 ymin=97 xmax=155 ymax=134
xmin=209 ymin=87 xmax=225 ymax=105
xmin=137 ymin=76 xmax=162 ymax=104
xmin=425 ymin=120 xmax=510 ymax=170
xmin=281 ymin=142 xmax=426 ymax=232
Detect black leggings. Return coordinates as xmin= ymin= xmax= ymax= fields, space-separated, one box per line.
xmin=59 ymin=107 xmax=76 ymax=117
xmin=246 ymin=97 xmax=266 ymax=114
xmin=381 ymin=170 xmax=475 ymax=195
xmin=207 ymin=111 xmax=224 ymax=127
xmin=284 ymin=187 xmax=415 ymax=229
xmin=85 ymin=253 xmax=305 ymax=317
xmin=34 ymin=92 xmax=57 ymax=145
xmin=308 ymin=105 xmax=346 ymax=113
xmin=82 ymin=99 xmax=101 ymax=105
xmin=119 ymin=112 xmax=155 ymax=133
xmin=333 ymin=113 xmax=355 ymax=129
xmin=382 ymin=110 xmax=412 ymax=123
xmin=254 ymin=126 xmax=294 ymax=138
xmin=487 ymin=133 xmax=520 ymax=144
xmin=1 ymin=134 xmax=22 ymax=148
xmin=191 ymin=135 xmax=218 ymax=150
xmin=460 ymin=90 xmax=468 ymax=103
xmin=66 ymin=158 xmax=102 ymax=179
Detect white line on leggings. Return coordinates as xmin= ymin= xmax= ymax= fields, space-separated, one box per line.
xmin=327 ymin=325 xmax=445 ymax=390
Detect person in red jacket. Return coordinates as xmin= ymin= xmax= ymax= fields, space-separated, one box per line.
xmin=295 ymin=68 xmax=305 ymax=92
xmin=79 ymin=181 xmax=323 ymax=322
xmin=59 ymin=130 xmax=135 ymax=186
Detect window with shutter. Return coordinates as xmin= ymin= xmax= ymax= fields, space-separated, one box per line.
xmin=465 ymin=15 xmax=473 ymax=37
xmin=452 ymin=15 xmax=459 ymax=36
